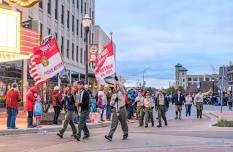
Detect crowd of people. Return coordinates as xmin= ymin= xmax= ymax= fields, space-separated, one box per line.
xmin=5 ymin=79 xmax=216 ymax=142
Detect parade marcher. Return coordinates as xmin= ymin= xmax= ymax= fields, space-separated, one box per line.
xmin=57 ymin=87 xmax=78 ymax=139
xmin=6 ymin=83 xmax=21 ymax=129
xmin=98 ymin=89 xmax=107 ymax=121
xmin=194 ymin=89 xmax=212 ymax=119
xmin=135 ymin=90 xmax=144 ymax=126
xmin=106 ymin=88 xmax=113 ymax=121
xmin=228 ymin=91 xmax=233 ymax=110
xmin=25 ymin=86 xmax=38 ymax=128
xmin=156 ymin=90 xmax=168 ymax=128
xmin=173 ymin=90 xmax=185 ymax=120
xmin=105 ymin=83 xmax=128 ymax=141
xmin=76 ymin=81 xmax=90 ymax=141
xmin=144 ymin=91 xmax=154 ymax=128
xmin=52 ymin=86 xmax=63 ymax=125
xmin=185 ymin=93 xmax=193 ymax=117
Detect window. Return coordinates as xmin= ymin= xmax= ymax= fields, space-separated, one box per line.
xmin=92 ymin=11 xmax=94 ymax=24
xmin=72 ymin=43 xmax=74 ymax=60
xmin=92 ymin=33 xmax=94 ymax=44
xmin=81 ymin=23 xmax=83 ymax=38
xmin=40 ymin=23 xmax=43 ymax=42
xmin=193 ymin=78 xmax=197 ymax=81
xmin=39 ymin=1 xmax=43 ymax=8
xmin=61 ymin=36 xmax=64 ymax=56
xmin=183 ymin=79 xmax=185 ymax=82
xmin=76 ymin=19 xmax=79 ymax=35
xmin=77 ymin=0 xmax=79 ymax=9
xmin=76 ymin=45 xmax=79 ymax=62
xmin=80 ymin=48 xmax=83 ymax=64
xmin=47 ymin=28 xmax=51 ymax=35
xmin=206 ymin=78 xmax=210 ymax=81
xmin=47 ymin=0 xmax=51 ymax=14
xmin=84 ymin=2 xmax=87 ymax=14
xmin=81 ymin=0 xmax=83 ymax=13
xmin=199 ymin=78 xmax=203 ymax=81
xmin=188 ymin=78 xmax=192 ymax=81
xmin=55 ymin=0 xmax=58 ymax=20
xmin=67 ymin=40 xmax=70 ymax=58
xmin=55 ymin=32 xmax=58 ymax=39
xmin=89 ymin=8 xmax=91 ymax=18
xmin=61 ymin=5 xmax=64 ymax=24
xmin=72 ymin=15 xmax=74 ymax=32
xmin=72 ymin=0 xmax=75 ymax=4
xmin=67 ymin=11 xmax=70 ymax=28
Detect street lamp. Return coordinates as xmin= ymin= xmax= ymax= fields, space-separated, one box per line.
xmin=82 ymin=14 xmax=91 ymax=84
xmin=142 ymin=67 xmax=150 ymax=89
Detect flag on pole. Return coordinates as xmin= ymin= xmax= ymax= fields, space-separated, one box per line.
xmin=29 ymin=37 xmax=64 ymax=87
xmin=95 ymin=40 xmax=116 ymax=84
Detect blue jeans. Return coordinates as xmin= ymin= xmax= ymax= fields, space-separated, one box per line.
xmin=185 ymin=104 xmax=192 ymax=116
xmin=106 ymin=104 xmax=111 ymax=120
xmin=128 ymin=104 xmax=135 ymax=119
xmin=7 ymin=108 xmax=18 ymax=129
xmin=101 ymin=105 xmax=106 ymax=120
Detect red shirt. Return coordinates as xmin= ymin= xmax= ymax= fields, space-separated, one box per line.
xmin=6 ymin=89 xmax=21 ymax=109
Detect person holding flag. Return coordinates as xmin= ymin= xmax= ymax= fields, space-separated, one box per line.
xmin=105 ymin=79 xmax=128 ymax=141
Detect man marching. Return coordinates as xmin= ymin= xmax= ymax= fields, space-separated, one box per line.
xmin=135 ymin=90 xmax=145 ymax=127
xmin=105 ymin=82 xmax=128 ymax=141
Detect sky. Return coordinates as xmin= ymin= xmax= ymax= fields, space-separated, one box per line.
xmin=95 ymin=0 xmax=233 ymax=88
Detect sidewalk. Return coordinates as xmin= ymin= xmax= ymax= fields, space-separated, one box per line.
xmin=0 ymin=111 xmax=111 ymax=136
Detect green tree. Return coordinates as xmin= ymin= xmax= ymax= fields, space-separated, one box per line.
xmin=167 ymin=87 xmax=176 ymax=95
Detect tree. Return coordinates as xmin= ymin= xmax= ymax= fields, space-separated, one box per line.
xmin=167 ymin=87 xmax=176 ymax=95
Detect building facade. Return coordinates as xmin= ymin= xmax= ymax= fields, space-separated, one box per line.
xmin=175 ymin=63 xmax=188 ymax=89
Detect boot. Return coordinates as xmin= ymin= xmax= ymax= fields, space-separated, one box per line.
xmin=105 ymin=135 xmax=112 ymax=141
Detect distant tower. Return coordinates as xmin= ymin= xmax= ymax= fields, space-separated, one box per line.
xmin=175 ymin=63 xmax=188 ymax=89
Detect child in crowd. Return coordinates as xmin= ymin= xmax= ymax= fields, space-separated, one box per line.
xmin=33 ymin=95 xmax=43 ymax=128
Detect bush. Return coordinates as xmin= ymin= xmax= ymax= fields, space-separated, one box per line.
xmin=213 ymin=119 xmax=233 ymax=127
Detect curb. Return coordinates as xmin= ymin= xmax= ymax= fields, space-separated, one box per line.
xmin=0 ymin=122 xmax=111 ymax=136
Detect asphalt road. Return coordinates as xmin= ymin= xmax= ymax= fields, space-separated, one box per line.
xmin=1 ymin=105 xmax=233 ymax=152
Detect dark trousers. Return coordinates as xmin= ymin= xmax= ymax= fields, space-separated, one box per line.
xmin=128 ymin=104 xmax=135 ymax=119
xmin=53 ymin=106 xmax=61 ymax=124
xmin=7 ymin=108 xmax=18 ymax=129
xmin=158 ymin=105 xmax=167 ymax=126
xmin=185 ymin=104 xmax=192 ymax=116
xmin=196 ymin=102 xmax=203 ymax=119
xmin=108 ymin=107 xmax=128 ymax=138
xmin=77 ymin=111 xmax=90 ymax=139
xmin=106 ymin=104 xmax=112 ymax=120
xmin=27 ymin=111 xmax=33 ymax=127
xmin=101 ymin=105 xmax=106 ymax=120
xmin=59 ymin=111 xmax=77 ymax=135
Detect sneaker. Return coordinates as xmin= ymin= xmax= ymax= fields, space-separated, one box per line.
xmin=83 ymin=135 xmax=90 ymax=140
xmin=74 ymin=135 xmax=80 ymax=141
xmin=157 ymin=125 xmax=162 ymax=128
xmin=122 ymin=134 xmax=128 ymax=140
xmin=175 ymin=117 xmax=178 ymax=120
xmin=165 ymin=122 xmax=168 ymax=126
xmin=105 ymin=135 xmax=112 ymax=142
xmin=179 ymin=117 xmax=181 ymax=120
xmin=57 ymin=133 xmax=63 ymax=139
xmin=145 ymin=125 xmax=148 ymax=128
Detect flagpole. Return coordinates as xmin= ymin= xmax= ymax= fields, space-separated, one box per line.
xmin=109 ymin=32 xmax=117 ymax=80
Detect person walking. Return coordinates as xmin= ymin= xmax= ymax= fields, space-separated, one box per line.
xmin=52 ymin=86 xmax=63 ymax=125
xmin=228 ymin=91 xmax=233 ymax=110
xmin=25 ymin=86 xmax=38 ymax=128
xmin=57 ymin=87 xmax=78 ymax=139
xmin=105 ymin=83 xmax=128 ymax=141
xmin=135 ymin=90 xmax=144 ymax=126
xmin=156 ymin=90 xmax=168 ymax=128
xmin=185 ymin=93 xmax=193 ymax=117
xmin=144 ymin=91 xmax=154 ymax=128
xmin=173 ymin=90 xmax=185 ymax=120
xmin=76 ymin=81 xmax=90 ymax=141
xmin=194 ymin=89 xmax=212 ymax=119
xmin=106 ymin=88 xmax=112 ymax=121
xmin=6 ymin=83 xmax=21 ymax=129
xmin=33 ymin=95 xmax=43 ymax=128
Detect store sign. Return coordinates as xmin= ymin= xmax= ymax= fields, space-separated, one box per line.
xmin=0 ymin=8 xmax=20 ymax=53
xmin=89 ymin=44 xmax=98 ymax=63
xmin=9 ymin=0 xmax=40 ymax=8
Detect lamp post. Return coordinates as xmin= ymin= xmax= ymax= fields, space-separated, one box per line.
xmin=82 ymin=14 xmax=91 ymax=84
xmin=142 ymin=67 xmax=150 ymax=89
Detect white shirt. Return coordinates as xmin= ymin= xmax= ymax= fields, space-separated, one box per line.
xmin=135 ymin=95 xmax=144 ymax=107
xmin=158 ymin=94 xmax=165 ymax=106
xmin=144 ymin=97 xmax=153 ymax=108
xmin=110 ymin=91 xmax=125 ymax=109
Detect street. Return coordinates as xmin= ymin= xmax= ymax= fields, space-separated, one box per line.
xmin=0 ymin=105 xmax=233 ymax=152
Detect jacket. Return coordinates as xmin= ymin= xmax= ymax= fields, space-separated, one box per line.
xmin=173 ymin=93 xmax=185 ymax=105
xmin=52 ymin=90 xmax=63 ymax=107
xmin=64 ymin=93 xmax=76 ymax=111
xmin=6 ymin=89 xmax=21 ymax=109
xmin=79 ymin=90 xmax=90 ymax=112
xmin=24 ymin=87 xmax=38 ymax=112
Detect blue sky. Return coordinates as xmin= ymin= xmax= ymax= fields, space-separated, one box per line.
xmin=95 ymin=0 xmax=233 ymax=88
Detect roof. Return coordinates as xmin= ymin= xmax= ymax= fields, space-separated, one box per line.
xmin=175 ymin=63 xmax=182 ymax=67
xmin=179 ymin=67 xmax=188 ymax=71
